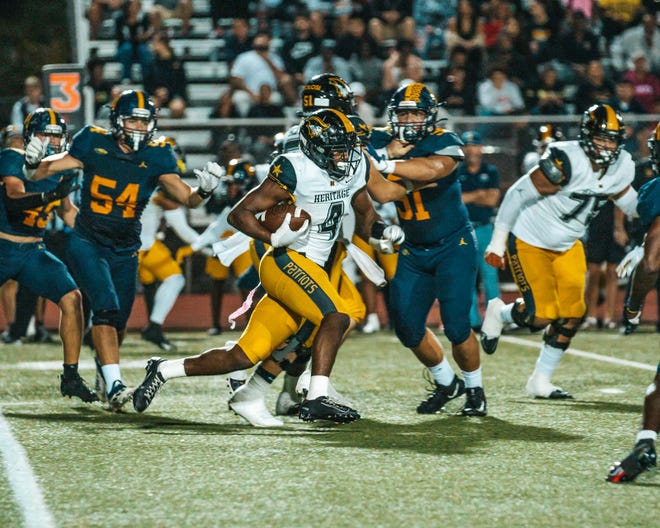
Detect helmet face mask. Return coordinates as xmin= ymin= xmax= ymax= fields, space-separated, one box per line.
xmin=299 ymin=109 xmax=361 ymax=182
xmin=300 ymin=74 xmax=356 ymax=117
xmin=578 ymin=104 xmax=625 ymax=168
xmin=387 ymin=83 xmax=438 ymax=143
xmin=533 ymin=124 xmax=563 ymax=154
xmin=110 ymin=90 xmax=157 ymax=151
xmin=23 ymin=108 xmax=68 ymax=155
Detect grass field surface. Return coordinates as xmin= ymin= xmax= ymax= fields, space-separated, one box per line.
xmin=0 ymin=326 xmax=657 ymax=527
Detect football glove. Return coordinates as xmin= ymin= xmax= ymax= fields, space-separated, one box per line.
xmin=616 ymin=245 xmax=644 ymax=278
xmin=193 ymin=161 xmax=225 ymax=199
xmin=369 ymin=225 xmax=405 ymax=254
xmin=43 ymin=174 xmax=80 ymax=204
xmin=270 ymin=212 xmax=310 ymax=248
xmin=24 ymin=136 xmax=50 ymax=169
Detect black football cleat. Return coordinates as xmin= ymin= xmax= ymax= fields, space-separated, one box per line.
xmin=607 ymin=439 xmax=656 ymax=483
xmin=299 ymin=396 xmax=360 ymax=423
xmin=461 ymin=387 xmax=487 ymax=416
xmin=60 ymin=373 xmax=99 ymax=403
xmin=417 ymin=375 xmax=466 ymax=414
xmin=621 ymin=306 xmax=641 ymax=336
xmin=133 ymin=357 xmax=167 ymax=413
xmin=141 ymin=323 xmax=177 ymax=352
xmin=107 ymin=380 xmax=134 ymax=412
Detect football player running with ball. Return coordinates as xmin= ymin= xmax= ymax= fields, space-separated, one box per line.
xmin=480 ymin=104 xmax=639 ymax=399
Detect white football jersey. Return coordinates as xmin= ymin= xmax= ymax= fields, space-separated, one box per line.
xmin=512 ymin=141 xmax=634 ymax=251
xmin=272 ymin=150 xmax=369 ymax=266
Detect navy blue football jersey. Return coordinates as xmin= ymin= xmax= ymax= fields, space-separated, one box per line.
xmin=68 ymin=125 xmax=179 ymax=250
xmin=456 ymin=161 xmax=500 ymax=226
xmin=0 ymin=147 xmax=62 ymax=238
xmin=371 ymin=127 xmax=468 ymax=244
xmin=637 ymin=177 xmax=659 ymax=231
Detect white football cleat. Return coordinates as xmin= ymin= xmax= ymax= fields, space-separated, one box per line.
xmin=525 ymin=371 xmax=572 ymax=399
xmin=480 ymin=298 xmax=505 ymax=354
xmin=362 ymin=313 xmax=381 ymax=334
xmin=228 ymin=384 xmax=283 ymax=427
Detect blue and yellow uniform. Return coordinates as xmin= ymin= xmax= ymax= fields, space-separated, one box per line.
xmin=637 ymin=177 xmax=659 ymax=230
xmin=0 ymin=148 xmax=78 ymax=302
xmin=371 ymin=127 xmax=476 ymax=346
xmin=64 ymin=125 xmax=179 ymax=330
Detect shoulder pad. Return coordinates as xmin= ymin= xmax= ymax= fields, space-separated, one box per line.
xmin=268 ymin=155 xmax=297 ymax=194
xmin=0 ymin=148 xmax=25 ymax=178
xmin=424 ymin=131 xmax=464 ymax=159
xmin=370 ymin=128 xmax=394 ymax=149
xmin=539 ymin=146 xmax=572 ymax=186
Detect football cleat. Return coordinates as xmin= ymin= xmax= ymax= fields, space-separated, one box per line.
xmin=94 ymin=355 xmax=107 ymax=402
xmin=60 ymin=372 xmax=99 ymax=403
xmin=133 ymin=357 xmax=167 ymax=413
xmin=607 ymin=439 xmax=656 ymax=483
xmin=299 ymin=396 xmax=361 ymax=423
xmin=480 ymin=298 xmax=505 ymax=354
xmin=207 ymin=326 xmax=222 ymax=336
xmin=141 ymin=323 xmax=177 ymax=352
xmin=525 ymin=372 xmax=573 ymax=399
xmin=275 ymin=390 xmax=301 ymax=416
xmin=461 ymin=386 xmax=487 ymax=416
xmin=361 ymin=313 xmax=381 ymax=334
xmin=33 ymin=323 xmax=54 ymax=344
xmin=229 ymin=384 xmax=283 ymax=427
xmin=417 ymin=374 xmax=466 ymax=414
xmin=295 ymin=369 xmax=354 ymax=408
xmin=621 ymin=306 xmax=641 ymax=336
xmin=107 ymin=380 xmax=134 ymax=412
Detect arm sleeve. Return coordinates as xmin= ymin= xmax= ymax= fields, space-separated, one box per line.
xmin=494 ymin=174 xmax=542 ymax=232
xmin=613 ymin=186 xmax=639 ymax=218
xmin=163 ymin=208 xmax=199 ymax=244
xmin=191 ymin=207 xmax=231 ymax=251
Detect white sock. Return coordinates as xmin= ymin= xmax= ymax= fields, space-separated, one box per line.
xmin=150 ymin=274 xmax=185 ymax=325
xmin=307 ymin=375 xmax=329 ymax=400
xmin=636 ymin=430 xmax=658 ymax=443
xmin=159 ymin=358 xmax=186 ymax=380
xmin=228 ymin=369 xmax=248 ymax=381
xmin=462 ymin=367 xmax=482 ymax=389
xmin=501 ymin=303 xmax=514 ymax=324
xmin=428 ymin=357 xmax=455 ymax=386
xmin=101 ymin=364 xmax=121 ymax=392
xmin=247 ymin=373 xmax=270 ymax=395
xmin=535 ymin=343 xmax=564 ymax=377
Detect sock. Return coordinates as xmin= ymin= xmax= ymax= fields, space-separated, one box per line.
xmin=247 ymin=372 xmax=271 ymax=395
xmin=101 ymin=364 xmax=121 ymax=392
xmin=151 ymin=275 xmax=185 ymax=325
xmin=501 ymin=303 xmax=514 ymax=324
xmin=462 ymin=367 xmax=482 ymax=389
xmin=535 ymin=343 xmax=564 ymax=377
xmin=159 ymin=358 xmax=186 ymax=380
xmin=228 ymin=369 xmax=248 ymax=381
xmin=307 ymin=375 xmax=329 ymax=400
xmin=636 ymin=430 xmax=658 ymax=443
xmin=62 ymin=363 xmax=78 ymax=379
xmin=255 ymin=366 xmax=276 ymax=384
xmin=428 ymin=357 xmax=455 ymax=386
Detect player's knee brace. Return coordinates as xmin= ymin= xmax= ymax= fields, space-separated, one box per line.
xmin=92 ymin=309 xmax=121 ymax=328
xmin=542 ymin=319 xmax=578 ymax=350
xmin=510 ymin=299 xmax=547 ymax=332
xmin=279 ymin=346 xmax=311 ymax=376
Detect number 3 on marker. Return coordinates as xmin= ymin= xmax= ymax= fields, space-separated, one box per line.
xmin=49 ymin=72 xmax=81 ymax=113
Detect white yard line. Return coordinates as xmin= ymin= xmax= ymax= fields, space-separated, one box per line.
xmin=500 ymin=335 xmax=657 ymax=372
xmin=0 ymin=411 xmax=55 ymax=528
xmin=0 ymin=359 xmax=147 ymax=371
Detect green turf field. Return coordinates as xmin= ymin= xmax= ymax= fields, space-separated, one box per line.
xmin=0 ymin=326 xmax=657 ymax=528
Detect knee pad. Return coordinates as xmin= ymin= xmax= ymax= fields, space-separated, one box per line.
xmin=395 ymin=324 xmax=425 ymax=349
xmin=92 ymin=309 xmax=121 ymax=328
xmin=444 ymin=323 xmax=472 ymax=346
xmin=280 ymin=347 xmax=311 ymax=377
xmin=542 ymin=319 xmax=578 ymax=351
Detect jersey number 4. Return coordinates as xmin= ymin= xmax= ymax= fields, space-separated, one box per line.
xmin=90 ymin=175 xmax=139 ymax=218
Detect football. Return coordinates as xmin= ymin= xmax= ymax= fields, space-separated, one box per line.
xmin=261 ymin=202 xmax=311 ymax=233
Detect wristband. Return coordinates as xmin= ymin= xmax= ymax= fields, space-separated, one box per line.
xmin=197 ymin=187 xmax=212 ymax=199
xmin=375 ymin=147 xmax=389 ymax=160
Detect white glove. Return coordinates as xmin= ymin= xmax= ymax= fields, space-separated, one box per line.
xmin=24 ymin=136 xmax=50 ymax=168
xmin=270 ymin=212 xmax=310 ymax=248
xmin=370 ymin=225 xmax=405 ymax=254
xmin=616 ymin=245 xmax=644 ymax=278
xmin=372 ymin=157 xmax=396 ymax=174
xmin=193 ymin=161 xmax=225 ymax=197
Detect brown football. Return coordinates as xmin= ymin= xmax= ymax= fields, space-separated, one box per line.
xmin=261 ymin=202 xmax=311 ymax=233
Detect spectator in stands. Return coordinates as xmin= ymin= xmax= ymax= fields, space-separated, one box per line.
xmin=559 ymin=9 xmax=600 ymax=81
xmin=437 ymin=65 xmax=477 ymax=116
xmin=521 ymin=0 xmax=562 ymax=68
xmin=281 ymin=9 xmax=321 ymax=87
xmin=609 ymin=78 xmax=647 ymax=115
xmin=412 ymin=0 xmax=453 ymax=59
xmin=368 ymin=0 xmax=416 ymax=48
xmin=10 ymin=76 xmax=44 ymax=127
xmin=382 ymin=38 xmax=424 ymax=93
xmin=444 ymin=0 xmax=486 ymax=78
xmin=623 ymin=52 xmax=660 ymax=114
xmin=487 ymin=24 xmax=535 ymax=87
xmin=86 ymin=58 xmax=115 ymax=116
xmin=149 ymin=0 xmax=192 ymax=37
xmin=303 ymin=39 xmax=353 ymax=85
xmin=247 ymin=84 xmax=285 ymax=162
xmin=224 ymin=18 xmax=253 ymax=64
xmin=209 ymin=0 xmax=249 ymax=38
xmin=87 ymin=0 xmax=123 ymax=40
xmin=336 ymin=14 xmax=378 ymax=63
xmin=482 ymin=0 xmax=514 ymax=50
xmin=347 ymin=40 xmax=385 ymax=109
xmin=597 ymin=0 xmax=644 ymax=48
xmin=114 ymin=0 xmax=154 ymax=84
xmin=229 ymin=32 xmax=296 ymax=117
xmin=526 ymin=63 xmax=567 ymax=115
xmin=574 ymin=59 xmax=615 ymax=113
xmin=477 ymin=65 xmax=525 ymax=117
xmin=611 ymin=11 xmax=660 ymax=76
xmin=144 ymin=30 xmax=188 ymax=118
xmin=350 ymin=82 xmax=377 ymax=124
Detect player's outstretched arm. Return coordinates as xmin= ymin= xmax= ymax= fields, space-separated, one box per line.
xmin=23 ymin=151 xmax=82 ymax=182
xmin=372 ymin=153 xmax=459 ymax=182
